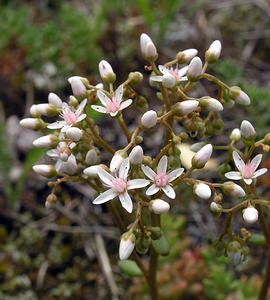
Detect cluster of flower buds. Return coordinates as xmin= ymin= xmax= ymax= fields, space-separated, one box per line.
xmin=20 ymin=33 xmax=269 ymax=266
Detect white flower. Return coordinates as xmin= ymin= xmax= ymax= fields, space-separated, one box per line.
xmin=33 ymin=134 xmax=58 ymax=148
xmin=199 ymin=97 xmax=223 ymax=112
xmin=140 ymin=33 xmax=158 ymax=61
xmin=93 ymin=158 xmax=149 ymax=213
xmin=187 ymin=57 xmax=203 ymax=81
xmin=141 ymin=110 xmax=158 ymax=128
xmin=205 ymin=40 xmax=222 ymax=63
xmin=177 ymin=48 xmax=198 ymax=64
xmin=68 ymin=76 xmax=87 ymax=96
xmin=32 ymin=164 xmax=56 ymax=178
xmin=225 ymin=151 xmax=267 ymax=185
xmin=91 ymin=85 xmax=132 ymax=117
xmin=192 ymin=144 xmax=213 ymax=169
xmin=66 ymin=127 xmax=82 ymax=141
xmin=20 ymin=118 xmax=45 ymax=130
xmin=47 ymin=99 xmax=87 ymax=132
xmin=142 ymin=155 xmax=184 ymax=199
xmin=174 ymin=100 xmax=199 ymax=115
xmin=193 ymin=183 xmax=212 ymax=199
xmin=119 ymin=233 xmax=136 ymax=260
xmin=98 ymin=60 xmax=116 ymax=83
xmin=222 ymin=182 xmax=246 ymax=197
xmin=48 ymin=93 xmax=63 ymax=108
xmin=242 ymin=207 xmax=258 ymax=224
xmin=149 ymin=199 xmax=170 ymax=214
xmin=240 ymin=120 xmax=256 ymax=139
xmin=129 ymin=146 xmax=144 ymax=165
xmin=151 ymin=65 xmax=188 ymax=86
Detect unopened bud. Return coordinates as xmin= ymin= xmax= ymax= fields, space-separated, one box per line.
xmin=187 ymin=57 xmax=203 ymax=81
xmin=20 ymin=118 xmax=46 ymax=130
xmin=110 ymin=150 xmax=127 ymax=173
xmin=33 ymin=164 xmax=56 ymax=178
xmin=86 ymin=148 xmax=100 ymax=165
xmin=230 ymin=128 xmax=241 ymax=142
xmin=68 ymin=76 xmax=87 ymax=96
xmin=222 ymin=182 xmax=246 ymax=197
xmin=210 ymin=201 xmax=222 ymax=215
xmin=66 ymin=127 xmax=82 ymax=141
xmin=149 ymin=199 xmax=170 ymax=214
xmin=30 ymin=103 xmax=59 ymax=117
xmin=242 ymin=207 xmax=258 ymax=224
xmin=227 ymin=241 xmax=242 ymax=265
xmin=193 ymin=183 xmax=212 ymax=199
xmin=48 ymin=93 xmax=62 ymax=108
xmin=205 ymin=40 xmax=222 ymax=63
xmin=33 ymin=134 xmax=58 ymax=148
xmin=199 ymin=97 xmax=223 ymax=112
xmin=129 ymin=145 xmax=144 ymax=165
xmin=140 ymin=33 xmax=158 ymax=61
xmin=174 ymin=100 xmax=199 ymax=115
xmin=240 ymin=120 xmax=256 ymax=139
xmin=141 ymin=110 xmax=158 ymax=128
xmin=229 ymin=86 xmax=250 ymax=106
xmin=264 ymin=133 xmax=270 ymax=145
xmin=83 ymin=164 xmax=106 ymax=177
xmin=176 ymin=48 xmax=198 ymax=64
xmin=98 ymin=60 xmax=116 ymax=84
xmin=57 ymin=155 xmax=77 ymax=175
xmin=128 ymin=72 xmax=143 ymax=84
xmin=119 ymin=232 xmax=136 ymax=260
xmin=45 ymin=193 xmax=57 ymax=208
xmin=162 ymin=74 xmax=176 ymax=88
xmin=192 ymin=144 xmax=213 ymax=169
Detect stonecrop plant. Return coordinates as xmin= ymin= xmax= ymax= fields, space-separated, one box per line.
xmin=20 ymin=33 xmax=270 ymax=300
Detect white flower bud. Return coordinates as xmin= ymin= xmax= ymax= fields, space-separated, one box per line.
xmin=32 ymin=164 xmax=56 ymax=178
xmin=174 ymin=100 xmax=199 ymax=115
xmin=86 ymin=148 xmax=100 ymax=165
xmin=129 ymin=146 xmax=144 ymax=165
xmin=31 ymin=103 xmax=58 ymax=117
xmin=242 ymin=207 xmax=258 ymax=224
xmin=68 ymin=76 xmax=87 ymax=96
xmin=57 ymin=154 xmax=78 ymax=175
xmin=84 ymin=164 xmax=106 ymax=177
xmin=33 ymin=134 xmax=58 ymax=148
xmin=20 ymin=118 xmax=45 ymax=130
xmin=140 ymin=33 xmax=158 ymax=61
xmin=48 ymin=93 xmax=62 ymax=108
xmin=192 ymin=144 xmax=213 ymax=169
xmin=210 ymin=201 xmax=222 ymax=213
xmin=199 ymin=97 xmax=223 ymax=112
xmin=193 ymin=183 xmax=212 ymax=199
xmin=95 ymin=83 xmax=104 ymax=90
xmin=141 ymin=110 xmax=158 ymax=128
xmin=222 ymin=182 xmax=246 ymax=198
xmin=229 ymin=86 xmax=250 ymax=106
xmin=149 ymin=199 xmax=170 ymax=214
xmin=240 ymin=120 xmax=256 ymax=139
xmin=205 ymin=40 xmax=222 ymax=63
xmin=66 ymin=127 xmax=82 ymax=141
xmin=162 ymin=74 xmax=176 ymax=88
xmin=187 ymin=57 xmax=203 ymax=81
xmin=110 ymin=151 xmax=127 ymax=173
xmin=177 ymin=48 xmax=198 ymax=64
xmin=119 ymin=232 xmax=136 ymax=260
xmin=230 ymin=128 xmax=241 ymax=142
xmin=190 ymin=142 xmax=206 ymax=152
xmin=98 ymin=60 xmax=116 ymax=83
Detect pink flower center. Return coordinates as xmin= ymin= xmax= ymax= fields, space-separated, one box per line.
xmin=63 ymin=110 xmax=77 ymax=125
xmin=242 ymin=163 xmax=254 ymax=179
xmin=106 ymin=98 xmax=121 ymax=113
xmin=169 ymin=68 xmax=179 ymax=80
xmin=112 ymin=178 xmax=127 ymax=193
xmin=154 ymin=172 xmax=168 ymax=188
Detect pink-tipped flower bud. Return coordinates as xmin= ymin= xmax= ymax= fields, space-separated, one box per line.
xmin=33 ymin=134 xmax=58 ymax=148
xmin=140 ymin=33 xmax=158 ymax=61
xmin=119 ymin=232 xmax=136 ymax=260
xmin=193 ymin=183 xmax=212 ymax=199
xmin=48 ymin=93 xmax=62 ymax=108
xmin=230 ymin=128 xmax=241 ymax=142
xmin=192 ymin=144 xmax=213 ymax=169
xmin=174 ymin=100 xmax=199 ymax=116
xmin=86 ymin=148 xmax=100 ymax=165
xmin=205 ymin=40 xmax=222 ymax=63
xmin=240 ymin=120 xmax=256 ymax=139
xmin=98 ymin=60 xmax=116 ymax=84
xmin=242 ymin=207 xmax=258 ymax=224
xmin=222 ymin=182 xmax=246 ymax=198
xmin=66 ymin=127 xmax=82 ymax=142
xmin=187 ymin=57 xmax=203 ymax=81
xmin=199 ymin=97 xmax=223 ymax=112
xmin=141 ymin=110 xmax=158 ymax=128
xmin=129 ymin=146 xmax=144 ymax=165
xmin=32 ymin=164 xmax=56 ymax=178
xmin=149 ymin=199 xmax=170 ymax=214
xmin=110 ymin=150 xmax=127 ymax=173
xmin=229 ymin=86 xmax=250 ymax=106
xmin=68 ymin=76 xmax=87 ymax=97
xmin=162 ymin=74 xmax=176 ymax=88
xmin=176 ymin=48 xmax=198 ymax=64
xmin=20 ymin=118 xmax=46 ymax=130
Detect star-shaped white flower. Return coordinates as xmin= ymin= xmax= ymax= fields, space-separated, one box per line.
xmin=225 ymin=151 xmax=267 ymax=185
xmin=91 ymin=85 xmax=132 ymax=117
xmin=47 ymin=99 xmax=87 ymax=132
xmin=151 ymin=65 xmax=188 ymax=84
xmin=142 ymin=155 xmax=184 ymax=199
xmin=93 ymin=158 xmax=149 ymax=213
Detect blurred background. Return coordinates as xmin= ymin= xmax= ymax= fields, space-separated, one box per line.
xmin=0 ymin=0 xmax=270 ymax=299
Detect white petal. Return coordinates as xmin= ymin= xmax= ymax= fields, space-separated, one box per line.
xmin=157 ymin=155 xmax=167 ymax=174
xmin=119 ymin=192 xmax=133 ymax=213
xmin=97 ymin=90 xmax=111 ymax=106
xmin=47 ymin=149 xmax=59 ymax=158
xmin=55 ymin=160 xmax=63 ymax=172
xmin=120 ymin=99 xmax=132 ymax=110
xmin=93 ymin=189 xmax=117 ymax=204
xmin=233 ymin=151 xmax=245 ymax=172
xmin=252 ymin=168 xmax=267 ymax=178
xmin=91 ymin=105 xmax=107 ymax=113
xmin=110 ymin=111 xmax=119 ymax=117
xmin=119 ymin=158 xmax=130 ymax=180
xmin=62 ymin=102 xmax=70 ymax=113
xmin=158 ymin=65 xmax=170 ymax=75
xmin=244 ymin=178 xmax=253 ymax=185
xmin=98 ymin=168 xmax=115 ymax=186
xmin=75 ymin=99 xmax=87 ymax=116
xmin=225 ymin=171 xmax=242 ymax=180
xmin=127 ymin=179 xmax=150 ymax=190
xmin=150 ymin=75 xmax=163 ymax=82
xmin=146 ymin=184 xmax=159 ymax=196
xmin=250 ymin=154 xmax=263 ymax=172
xmin=178 ymin=65 xmax=188 ymax=78
xmin=47 ymin=121 xmax=65 ymax=129
xmin=179 ymin=76 xmax=188 ymax=82
xmin=115 ymin=84 xmax=124 ymax=102
xmin=167 ymin=168 xmax=184 ymax=182
xmin=141 ymin=165 xmax=156 ymax=180
xmin=76 ymin=114 xmax=87 ymax=122
xmin=162 ymin=185 xmax=176 ymax=199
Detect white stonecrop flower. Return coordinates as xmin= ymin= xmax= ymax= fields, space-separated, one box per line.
xmin=177 ymin=48 xmax=198 ymax=64
xmin=91 ymin=85 xmax=132 ymax=117
xmin=174 ymin=100 xmax=199 ymax=115
xmin=93 ymin=158 xmax=149 ymax=213
xmin=98 ymin=60 xmax=116 ymax=83
xmin=140 ymin=33 xmax=158 ymax=61
xmin=32 ymin=164 xmax=56 ymax=178
xmin=142 ymin=155 xmax=184 ymax=199
xmin=129 ymin=145 xmax=144 ymax=165
xmin=222 ymin=182 xmax=246 ymax=197
xmin=141 ymin=110 xmax=158 ymax=128
xmin=47 ymin=99 xmax=87 ymax=132
xmin=187 ymin=56 xmax=203 ymax=81
xmin=20 ymin=118 xmax=45 ymax=130
xmin=149 ymin=199 xmax=170 ymax=214
xmin=240 ymin=120 xmax=256 ymax=139
xmin=151 ymin=65 xmax=188 ymax=87
xmin=199 ymin=97 xmax=223 ymax=112
xmin=225 ymin=151 xmax=267 ymax=185
xmin=68 ymin=76 xmax=87 ymax=96
xmin=48 ymin=93 xmax=63 ymax=108
xmin=242 ymin=207 xmax=258 ymax=224
xmin=205 ymin=40 xmax=222 ymax=63
xmin=33 ymin=134 xmax=58 ymax=148
xmin=119 ymin=232 xmax=136 ymax=260
xmin=192 ymin=144 xmax=213 ymax=169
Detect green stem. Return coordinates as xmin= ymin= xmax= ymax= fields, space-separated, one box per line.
xmin=117 ymin=114 xmax=131 ymax=141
